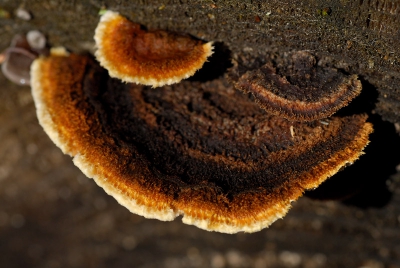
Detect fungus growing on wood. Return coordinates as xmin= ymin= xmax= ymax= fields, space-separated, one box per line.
xmin=1 ymin=32 xmax=48 ymax=86
xmin=233 ymin=51 xmax=362 ymax=121
xmin=94 ymin=10 xmax=213 ymax=87
xmin=26 ymin=30 xmax=47 ymax=51
xmin=31 ymin=53 xmax=372 ymax=233
xmin=1 ymin=34 xmax=37 ymax=86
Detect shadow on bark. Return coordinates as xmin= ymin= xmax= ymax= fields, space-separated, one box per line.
xmin=306 ymin=80 xmax=400 ymax=208
xmin=188 ymin=42 xmax=232 ymax=82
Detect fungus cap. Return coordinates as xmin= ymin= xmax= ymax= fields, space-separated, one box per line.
xmin=26 ymin=30 xmax=46 ymax=50
xmin=1 ymin=34 xmax=38 ymax=86
xmin=94 ymin=10 xmax=213 ymax=87
xmin=31 ymin=53 xmax=372 ymax=233
xmin=234 ymin=51 xmax=362 ymax=121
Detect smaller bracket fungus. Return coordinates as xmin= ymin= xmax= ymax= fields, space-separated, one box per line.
xmin=1 ymin=32 xmax=48 ymax=86
xmin=94 ymin=10 xmax=213 ymax=87
xmin=31 ymin=52 xmax=372 ymax=233
xmin=1 ymin=34 xmax=37 ymax=86
xmin=233 ymin=51 xmax=362 ymax=121
xmin=26 ymin=30 xmax=47 ymax=51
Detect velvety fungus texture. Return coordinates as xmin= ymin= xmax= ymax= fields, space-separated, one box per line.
xmin=31 ymin=52 xmax=372 ymax=233
xmin=94 ymin=10 xmax=213 ymax=87
xmin=233 ymin=51 xmax=363 ymax=121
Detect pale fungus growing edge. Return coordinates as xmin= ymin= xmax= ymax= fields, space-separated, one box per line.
xmin=31 ymin=52 xmax=372 ymax=233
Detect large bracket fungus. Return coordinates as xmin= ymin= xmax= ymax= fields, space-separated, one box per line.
xmin=233 ymin=51 xmax=363 ymax=121
xmin=31 ymin=52 xmax=372 ymax=233
xmin=94 ymin=11 xmax=213 ymax=87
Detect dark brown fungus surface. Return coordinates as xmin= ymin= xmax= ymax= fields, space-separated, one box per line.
xmin=31 ymin=53 xmax=372 ymax=233
xmin=94 ymin=11 xmax=213 ymax=87
xmin=233 ymin=51 xmax=362 ymax=121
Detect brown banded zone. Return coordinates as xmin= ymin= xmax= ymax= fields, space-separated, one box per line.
xmin=235 ymin=51 xmax=362 ymax=122
xmin=31 ymin=54 xmax=372 ymax=233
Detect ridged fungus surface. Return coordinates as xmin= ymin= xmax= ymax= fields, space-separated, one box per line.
xmin=234 ymin=51 xmax=362 ymax=121
xmin=94 ymin=10 xmax=213 ymax=87
xmin=31 ymin=53 xmax=372 ymax=233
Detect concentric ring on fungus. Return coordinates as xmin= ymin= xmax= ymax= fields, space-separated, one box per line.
xmin=234 ymin=51 xmax=363 ymax=121
xmin=31 ymin=53 xmax=373 ymax=233
xmin=94 ymin=10 xmax=213 ymax=87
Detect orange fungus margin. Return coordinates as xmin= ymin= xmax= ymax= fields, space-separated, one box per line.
xmin=94 ymin=10 xmax=213 ymax=87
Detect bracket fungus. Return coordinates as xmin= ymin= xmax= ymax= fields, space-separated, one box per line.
xmin=1 ymin=34 xmax=37 ymax=86
xmin=31 ymin=52 xmax=372 ymax=233
xmin=233 ymin=51 xmax=362 ymax=121
xmin=1 ymin=31 xmax=48 ymax=86
xmin=94 ymin=11 xmax=213 ymax=87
